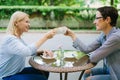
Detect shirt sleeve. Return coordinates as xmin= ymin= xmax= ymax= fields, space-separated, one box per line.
xmin=2 ymin=35 xmax=37 ymax=56
xmin=89 ymin=34 xmax=120 ymax=63
xmin=73 ymin=37 xmax=101 ymax=54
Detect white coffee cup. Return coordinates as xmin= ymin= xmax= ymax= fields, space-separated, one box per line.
xmin=56 ymin=27 xmax=67 ymax=34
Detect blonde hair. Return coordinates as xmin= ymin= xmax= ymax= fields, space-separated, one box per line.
xmin=6 ymin=11 xmax=29 ymax=35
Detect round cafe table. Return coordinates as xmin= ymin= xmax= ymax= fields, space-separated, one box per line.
xmin=29 ymin=50 xmax=95 ymax=80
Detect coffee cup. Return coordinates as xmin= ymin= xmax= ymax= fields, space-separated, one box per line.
xmin=56 ymin=27 xmax=67 ymax=34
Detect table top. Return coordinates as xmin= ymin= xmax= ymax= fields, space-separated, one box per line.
xmin=29 ymin=50 xmax=95 ymax=73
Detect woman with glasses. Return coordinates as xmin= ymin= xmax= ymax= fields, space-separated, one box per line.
xmin=64 ymin=6 xmax=120 ymax=80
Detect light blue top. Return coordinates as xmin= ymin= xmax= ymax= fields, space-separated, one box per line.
xmin=0 ymin=34 xmax=37 ymax=80
xmin=73 ymin=27 xmax=120 ymax=80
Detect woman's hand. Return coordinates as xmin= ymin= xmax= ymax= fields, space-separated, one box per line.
xmin=36 ymin=50 xmax=53 ymax=57
xmin=36 ymin=50 xmax=44 ymax=56
xmin=35 ymin=29 xmax=56 ymax=48
xmin=43 ymin=50 xmax=54 ymax=57
xmin=44 ymin=29 xmax=56 ymax=39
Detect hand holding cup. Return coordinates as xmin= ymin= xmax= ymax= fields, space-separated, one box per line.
xmin=55 ymin=26 xmax=67 ymax=34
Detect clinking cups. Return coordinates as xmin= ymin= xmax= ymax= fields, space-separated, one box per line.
xmin=55 ymin=27 xmax=67 ymax=34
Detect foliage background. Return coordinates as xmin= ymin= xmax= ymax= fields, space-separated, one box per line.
xmin=0 ymin=0 xmax=120 ymax=30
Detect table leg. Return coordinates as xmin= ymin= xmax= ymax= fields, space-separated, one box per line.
xmin=78 ymin=70 xmax=85 ymax=80
xmin=64 ymin=73 xmax=68 ymax=80
xmin=60 ymin=73 xmax=62 ymax=80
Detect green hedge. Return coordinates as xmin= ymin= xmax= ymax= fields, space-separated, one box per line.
xmin=0 ymin=6 xmax=96 ymax=19
xmin=0 ymin=6 xmax=120 ymax=29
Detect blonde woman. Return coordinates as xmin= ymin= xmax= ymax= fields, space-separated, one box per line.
xmin=0 ymin=11 xmax=56 ymax=80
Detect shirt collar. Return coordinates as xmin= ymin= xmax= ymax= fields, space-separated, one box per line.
xmin=102 ymin=27 xmax=118 ymax=39
xmin=107 ymin=27 xmax=118 ymax=38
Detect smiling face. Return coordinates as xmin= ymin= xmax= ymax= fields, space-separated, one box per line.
xmin=93 ymin=11 xmax=108 ymax=31
xmin=7 ymin=11 xmax=30 ymax=37
xmin=93 ymin=6 xmax=118 ymax=35
xmin=16 ymin=16 xmax=30 ymax=34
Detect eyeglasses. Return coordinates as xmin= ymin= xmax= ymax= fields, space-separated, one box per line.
xmin=95 ymin=17 xmax=103 ymax=20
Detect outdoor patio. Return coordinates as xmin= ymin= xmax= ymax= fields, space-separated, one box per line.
xmin=0 ymin=31 xmax=103 ymax=80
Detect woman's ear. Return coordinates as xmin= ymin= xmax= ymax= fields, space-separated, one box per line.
xmin=14 ymin=22 xmax=18 ymax=26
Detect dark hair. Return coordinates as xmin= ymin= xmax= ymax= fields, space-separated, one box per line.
xmin=97 ymin=6 xmax=118 ymax=26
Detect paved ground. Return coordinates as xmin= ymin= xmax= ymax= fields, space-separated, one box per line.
xmin=0 ymin=31 xmax=103 ymax=80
